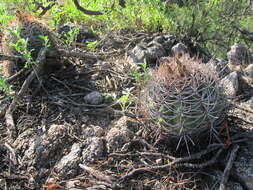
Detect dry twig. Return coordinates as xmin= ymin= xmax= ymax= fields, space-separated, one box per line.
xmin=120 ymin=145 xmax=223 ymax=182
xmin=219 ymin=145 xmax=239 ymax=190
xmin=5 ymin=48 xmax=47 ymax=139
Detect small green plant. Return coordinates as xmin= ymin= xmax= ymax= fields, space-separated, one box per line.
xmin=38 ymin=35 xmax=51 ymax=48
xmin=64 ymin=26 xmax=81 ymax=47
xmin=0 ymin=77 xmax=13 ymax=96
xmin=116 ymin=87 xmax=134 ymax=113
xmin=11 ymin=38 xmax=35 ymax=68
xmin=7 ymin=25 xmax=36 ymax=68
xmin=86 ymin=40 xmax=100 ymax=51
xmin=131 ymin=62 xmax=150 ymax=86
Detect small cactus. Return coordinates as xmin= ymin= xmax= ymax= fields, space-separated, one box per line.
xmin=141 ymin=55 xmax=227 ymax=147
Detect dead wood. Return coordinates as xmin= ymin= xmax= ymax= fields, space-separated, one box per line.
xmin=72 ymin=0 xmax=103 ymax=15
xmin=219 ymin=145 xmax=239 ymax=190
xmin=47 ymin=49 xmax=98 ymax=61
xmin=0 ymin=54 xmax=25 ymax=61
xmin=4 ymin=142 xmax=18 ymax=166
xmin=5 ymin=48 xmax=47 ymax=140
xmin=6 ymin=69 xmax=30 ymax=83
xmin=120 ymin=145 xmax=223 ymax=182
xmin=79 ymin=163 xmax=115 ymax=184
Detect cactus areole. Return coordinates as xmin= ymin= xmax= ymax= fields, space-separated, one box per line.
xmin=142 ymin=55 xmax=227 ymax=137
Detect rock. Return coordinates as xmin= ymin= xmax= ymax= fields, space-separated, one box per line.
xmin=227 ymin=182 xmax=244 ymax=190
xmin=0 ymin=179 xmax=6 ymax=189
xmin=113 ymin=116 xmax=139 ymax=133
xmin=82 ymin=137 xmax=105 ymax=163
xmin=227 ymin=44 xmax=252 ymax=71
xmin=248 ymin=97 xmax=253 ymax=106
xmin=54 ymin=143 xmax=83 ymax=179
xmin=146 ymin=42 xmax=166 ymax=62
xmin=234 ymin=144 xmax=253 ymax=190
xmin=127 ymin=43 xmax=149 ymax=64
xmin=220 ymin=71 xmax=239 ymax=97
xmin=106 ymin=125 xmax=133 ymax=153
xmin=83 ymin=91 xmax=103 ymax=105
xmin=171 ymin=43 xmax=188 ymax=57
xmin=127 ymin=35 xmax=173 ymax=65
xmin=22 ymin=124 xmax=72 ymax=168
xmin=13 ymin=128 xmax=36 ymax=155
xmin=83 ymin=125 xmax=104 ymax=137
xmin=244 ymin=64 xmax=253 ymax=79
xmin=65 ymin=180 xmax=83 ymax=190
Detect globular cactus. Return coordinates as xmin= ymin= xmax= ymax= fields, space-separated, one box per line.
xmin=141 ymin=55 xmax=227 ymax=145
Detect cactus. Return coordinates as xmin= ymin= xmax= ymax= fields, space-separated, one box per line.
xmin=141 ymin=55 xmax=228 ymax=148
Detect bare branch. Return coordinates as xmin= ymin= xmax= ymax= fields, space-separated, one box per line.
xmin=72 ymin=0 xmax=103 ymax=15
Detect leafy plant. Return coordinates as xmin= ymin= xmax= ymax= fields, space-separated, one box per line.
xmin=116 ymin=87 xmax=134 ymax=113
xmin=0 ymin=77 xmax=13 ymax=96
xmin=86 ymin=40 xmax=100 ymax=51
xmin=64 ymin=25 xmax=81 ymax=47
xmin=7 ymin=25 xmax=35 ymax=68
xmin=39 ymin=35 xmax=51 ymax=48
xmin=131 ymin=62 xmax=150 ymax=86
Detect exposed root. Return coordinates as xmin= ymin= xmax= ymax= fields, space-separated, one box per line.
xmin=5 ymin=48 xmax=47 ymax=140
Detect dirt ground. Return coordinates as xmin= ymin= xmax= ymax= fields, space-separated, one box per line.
xmin=0 ymin=29 xmax=253 ymax=190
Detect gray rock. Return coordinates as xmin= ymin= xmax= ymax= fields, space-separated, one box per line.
xmin=106 ymin=126 xmax=133 ymax=153
xmin=234 ymin=144 xmax=253 ymax=190
xmin=22 ymin=124 xmax=71 ymax=168
xmin=248 ymin=97 xmax=253 ymax=106
xmin=146 ymin=42 xmax=166 ymax=62
xmin=244 ymin=64 xmax=253 ymax=79
xmin=227 ymin=44 xmax=252 ymax=71
xmin=83 ymin=125 xmax=104 ymax=137
xmin=84 ymin=91 xmax=103 ymax=105
xmin=220 ymin=71 xmax=239 ymax=97
xmin=127 ymin=44 xmax=148 ymax=64
xmin=65 ymin=180 xmax=83 ymax=190
xmin=127 ymin=35 xmax=172 ymax=65
xmin=171 ymin=43 xmax=188 ymax=57
xmin=54 ymin=143 xmax=83 ymax=179
xmin=82 ymin=137 xmax=105 ymax=163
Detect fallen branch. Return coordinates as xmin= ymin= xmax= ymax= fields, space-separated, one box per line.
xmin=109 ymin=151 xmax=175 ymax=160
xmin=5 ymin=48 xmax=47 ymax=140
xmin=6 ymin=68 xmax=30 ymax=83
xmin=1 ymin=49 xmax=97 ymax=62
xmin=4 ymin=142 xmax=18 ymax=166
xmin=0 ymin=54 xmax=25 ymax=61
xmin=79 ymin=163 xmax=114 ymax=184
xmin=219 ymin=145 xmax=239 ymax=190
xmin=72 ymin=0 xmax=103 ymax=15
xmin=47 ymin=49 xmax=97 ymax=61
xmin=120 ymin=146 xmax=223 ymax=182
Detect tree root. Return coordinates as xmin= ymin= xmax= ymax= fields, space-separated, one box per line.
xmin=5 ymin=48 xmax=47 ymax=140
